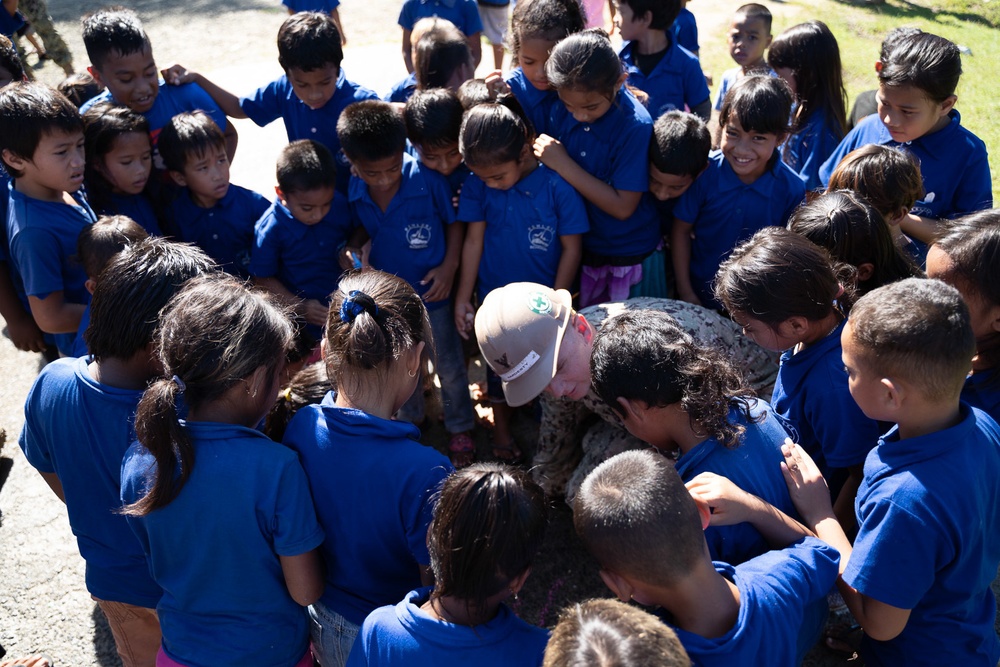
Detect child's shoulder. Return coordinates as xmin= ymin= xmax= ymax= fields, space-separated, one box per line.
xmin=337 ymin=70 xmax=380 ymax=105
xmin=225 ymin=184 xmax=271 ymax=210
xmin=737 ymin=536 xmax=840 ymax=599
xmin=925 ymin=110 xmax=988 ymax=156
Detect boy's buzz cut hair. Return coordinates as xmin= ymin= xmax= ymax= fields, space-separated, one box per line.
xmin=277 ymin=139 xmax=337 ymax=194
xmin=574 ymin=450 xmax=705 ymax=588
xmin=337 ymin=100 xmax=407 ymax=163
xmin=735 ymin=3 xmax=772 ymax=32
xmin=0 ymin=35 xmax=26 ymax=83
xmin=76 ymin=214 xmax=149 ymax=279
xmin=0 ymin=82 xmax=82 ymax=178
xmin=849 ymin=278 xmax=975 ymax=402
xmin=618 ymin=0 xmax=682 ymax=32
xmin=404 ymin=88 xmax=465 ymax=149
xmin=277 ymin=11 xmax=343 ymax=73
xmin=650 ymin=110 xmax=711 ymax=177
xmin=81 ymin=6 xmax=150 ymax=72
xmin=156 ymin=110 xmax=226 ymax=174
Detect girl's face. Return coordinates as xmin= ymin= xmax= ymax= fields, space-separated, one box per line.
xmin=731 ymin=311 xmax=799 ymax=352
xmin=557 ymin=87 xmax=615 ymax=125
xmin=720 ymin=117 xmax=782 ymax=184
xmin=926 ymin=245 xmax=1000 ymax=343
xmin=468 ymin=146 xmax=534 ymax=191
xmin=97 ymin=131 xmax=152 ymax=195
xmin=518 ymin=37 xmax=557 ymax=91
xmin=876 ymin=83 xmax=955 ymax=144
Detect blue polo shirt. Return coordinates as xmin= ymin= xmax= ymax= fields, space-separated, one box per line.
xmin=457 ymin=163 xmax=588 ymax=299
xmin=20 ymin=356 xmax=162 ymax=608
xmin=283 ymin=0 xmax=339 ymax=10
xmin=548 ymin=87 xmax=660 ymax=259
xmin=240 ymin=69 xmax=379 ymax=195
xmin=963 ymin=371 xmax=1000 ymax=425
xmin=674 ymin=150 xmax=805 ymax=307
xmin=782 ymin=108 xmax=843 ymax=192
xmin=121 ymin=421 xmax=325 ymax=667
xmin=673 ymin=8 xmax=699 ymax=55
xmin=770 ymin=320 xmax=880 ymax=476
xmin=846 ymin=405 xmax=1000 ymax=667
xmin=619 ymin=38 xmax=709 ymax=120
xmin=348 ymin=154 xmax=455 ymax=310
xmin=346 ymin=587 xmax=549 ymax=667
xmin=104 ymin=192 xmax=162 ymax=236
xmin=71 ymin=306 xmax=91 ymax=357
xmin=676 ymin=400 xmax=798 ymax=566
xmin=283 ymin=394 xmax=453 ymax=626
xmin=165 ymin=184 xmax=270 ymax=277
xmin=385 ymin=72 xmax=418 ymax=104
xmin=397 ymin=0 xmax=483 ymax=34
xmin=819 ymin=111 xmax=992 ymax=221
xmin=505 ymin=68 xmax=558 ymax=137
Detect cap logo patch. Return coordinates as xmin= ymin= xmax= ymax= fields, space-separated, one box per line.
xmin=494 ymin=353 xmax=510 ymax=370
xmin=527 ymin=292 xmax=552 ymax=315
xmin=500 ymin=350 xmax=541 ymax=382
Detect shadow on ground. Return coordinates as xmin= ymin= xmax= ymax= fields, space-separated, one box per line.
xmin=49 ymin=0 xmax=281 ymax=23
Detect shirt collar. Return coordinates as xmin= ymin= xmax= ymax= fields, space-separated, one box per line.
xmin=714 ymin=150 xmax=778 ymax=197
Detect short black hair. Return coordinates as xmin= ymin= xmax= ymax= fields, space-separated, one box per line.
xmin=719 ymin=73 xmax=792 ymax=137
xmin=0 ymin=34 xmax=26 ymax=84
xmin=618 ymin=0 xmax=681 ymax=31
xmin=76 ymin=214 xmax=149 ymax=279
xmin=404 ymin=88 xmax=465 ymax=149
xmin=879 ymin=31 xmax=961 ymax=103
xmin=337 ymin=100 xmax=407 ymax=163
xmin=650 ymin=110 xmax=710 ymax=177
xmin=277 ymin=11 xmax=343 ymax=73
xmin=157 ymin=110 xmax=226 ymax=174
xmin=0 ymin=82 xmax=83 ymax=178
xmin=735 ymin=3 xmax=772 ymax=32
xmin=81 ymin=6 xmax=150 ymax=72
xmin=277 ymin=139 xmax=336 ymax=194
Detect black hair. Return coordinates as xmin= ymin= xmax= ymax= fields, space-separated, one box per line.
xmin=546 ymin=29 xmax=623 ymax=98
xmin=58 ymin=72 xmax=103 ymax=108
xmin=86 ymin=236 xmax=214 ymax=363
xmin=276 ymin=139 xmax=336 ymax=194
xmin=428 ymin=463 xmax=547 ymax=616
xmin=457 ymin=78 xmax=492 ymax=109
xmin=826 ymin=144 xmax=924 ymax=221
xmin=617 ymin=0 xmax=681 ymax=31
xmin=76 ymin=214 xmax=149 ymax=279
xmin=734 ymin=3 xmax=772 ymax=32
xmin=83 ymin=102 xmax=152 ymax=214
xmin=879 ymin=26 xmax=922 ymax=61
xmin=157 ymin=110 xmax=226 ymax=174
xmin=81 ymin=6 xmax=150 ymax=72
xmin=509 ymin=0 xmax=586 ymax=64
xmin=277 ymin=11 xmax=343 ymax=73
xmin=414 ymin=24 xmax=473 ymax=92
xmin=789 ymin=190 xmax=922 ymax=295
xmin=650 ymin=110 xmax=710 ymax=177
xmin=404 ymin=88 xmax=465 ymax=149
xmin=264 ymin=363 xmax=333 ymax=442
xmin=0 ymin=82 xmax=83 ymax=178
xmin=459 ymin=94 xmax=535 ymax=167
xmin=125 ymin=273 xmax=292 ymax=516
xmin=878 ymin=31 xmax=961 ymax=103
xmin=0 ymin=34 xmax=26 ymax=84
xmin=337 ymin=100 xmax=407 ymax=162
xmin=718 ymin=74 xmax=793 ymax=137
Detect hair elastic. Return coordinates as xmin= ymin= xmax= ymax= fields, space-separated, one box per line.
xmin=171 ymin=375 xmax=186 ymax=392
xmin=339 ymin=289 xmax=379 ymax=323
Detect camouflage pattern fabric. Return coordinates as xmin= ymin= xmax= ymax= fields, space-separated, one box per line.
xmin=19 ymin=0 xmax=73 ymax=73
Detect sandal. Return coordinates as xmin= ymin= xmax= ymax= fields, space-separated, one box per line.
xmin=491 ymin=437 xmax=523 ymax=464
xmin=448 ymin=432 xmax=476 ymax=468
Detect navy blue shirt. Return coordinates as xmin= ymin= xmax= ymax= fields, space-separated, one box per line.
xmin=782 ymin=108 xmax=843 ymax=192
xmin=384 ymin=72 xmax=418 ymax=104
xmin=397 ymin=0 xmax=483 ymax=34
xmin=619 ymin=38 xmax=709 ymax=121
xmin=963 ymin=370 xmax=1000 ymax=425
xmin=673 ymin=8 xmax=699 ymax=54
xmin=104 ymin=192 xmax=161 ymax=236
xmin=505 ymin=68 xmax=558 ymax=138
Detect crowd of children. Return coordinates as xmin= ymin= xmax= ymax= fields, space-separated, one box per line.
xmin=2 ymin=0 xmax=998 ymax=665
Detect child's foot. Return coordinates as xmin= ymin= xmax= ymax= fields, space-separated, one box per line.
xmin=491 ymin=437 xmax=523 ymax=464
xmin=448 ymin=432 xmax=476 ymax=468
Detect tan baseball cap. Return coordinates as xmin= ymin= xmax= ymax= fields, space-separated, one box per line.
xmin=475 ymin=283 xmax=573 ymax=407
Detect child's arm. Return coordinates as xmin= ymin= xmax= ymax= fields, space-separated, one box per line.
xmin=27 ymin=292 xmax=85 ymax=334
xmin=0 ymin=266 xmax=45 ymax=352
xmin=670 ymin=218 xmax=701 ymax=305
xmin=39 ymin=471 xmax=65 ymax=502
xmin=454 ymin=220 xmax=485 ymax=340
xmin=555 ymin=234 xmax=582 ymax=291
xmin=279 ymin=549 xmax=325 ymax=606
xmin=467 ymin=32 xmax=483 ymax=69
xmin=422 ymin=220 xmax=464 ymax=302
xmin=898 ymin=212 xmax=941 ymax=245
xmin=159 ymin=65 xmax=249 ymax=120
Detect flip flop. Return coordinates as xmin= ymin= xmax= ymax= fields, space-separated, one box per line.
xmin=448 ymin=432 xmax=475 ymax=468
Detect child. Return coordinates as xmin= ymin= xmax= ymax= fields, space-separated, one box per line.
xmin=250 ymin=139 xmax=353 ymax=342
xmin=672 ymin=75 xmax=805 ymax=309
xmin=338 ymin=100 xmax=475 ymax=455
xmin=713 ymin=4 xmax=773 ymax=112
xmin=789 ymin=189 xmax=921 ymax=296
xmin=819 ymin=31 xmax=992 ymax=252
xmin=543 ymin=599 xmax=690 ymax=667
xmin=574 ymin=449 xmax=839 ymax=665
xmin=282 ymin=270 xmax=455 ymax=667
xmin=537 ymin=29 xmax=665 ymax=305
xmin=783 ymin=277 xmax=1000 ymax=666
xmin=926 ymin=210 xmax=1000 ymax=423
xmin=615 ymin=0 xmax=709 ymax=121
xmin=0 ymin=82 xmax=96 ymax=355
xmin=398 ymin=0 xmax=482 ymax=72
xmin=58 ymin=72 xmax=104 ymax=108
xmin=846 ymin=27 xmax=921 ymax=130
xmin=648 ymin=110 xmax=710 ymax=235
xmin=714 ymin=227 xmax=881 ymax=532
xmin=82 ymin=102 xmax=161 ymax=235
xmin=158 ymin=110 xmax=270 ymax=277
xmin=672 ymin=0 xmax=698 ymax=57
xmin=504 ymin=0 xmax=585 ymax=136
xmin=403 ymin=87 xmax=470 ymax=198
xmin=384 ymin=17 xmax=439 ymax=104
xmin=121 ymin=273 xmax=324 ymax=667
xmin=346 ymin=463 xmax=549 ymax=666
xmin=264 ymin=363 xmax=333 ymax=443
xmin=478 ymin=0 xmax=508 ymax=70
xmin=412 ymin=22 xmax=475 ymax=94
xmin=590 ymin=308 xmax=798 ymax=565
xmin=20 ymin=237 xmax=213 ymax=667
xmin=766 ymin=20 xmax=847 ymax=191
xmin=80 ymin=7 xmax=236 ymax=161
xmin=454 ymin=98 xmax=587 ymax=465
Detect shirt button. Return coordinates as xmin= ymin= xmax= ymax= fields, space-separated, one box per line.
xmin=580 ymin=151 xmax=587 ymax=157
xmin=584 ymin=126 xmax=590 ymax=132
xmin=212 ymin=233 xmax=219 ymax=240
xmin=311 ymin=127 xmax=317 ymax=133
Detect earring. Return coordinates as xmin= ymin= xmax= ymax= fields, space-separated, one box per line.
xmin=508 ymin=587 xmax=518 ymax=601
xmin=408 ymin=369 xmax=417 ymax=378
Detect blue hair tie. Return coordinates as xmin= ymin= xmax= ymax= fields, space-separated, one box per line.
xmin=339 ymin=289 xmax=379 ymax=324
xmin=171 ymin=375 xmax=186 ymax=392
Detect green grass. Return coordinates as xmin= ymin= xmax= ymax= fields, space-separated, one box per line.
xmin=701 ymin=0 xmax=1000 ymax=202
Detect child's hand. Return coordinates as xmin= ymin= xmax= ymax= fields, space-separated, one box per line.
xmin=6 ymin=310 xmax=46 ymax=352
xmin=454 ymin=301 xmax=476 ymax=340
xmin=160 ymin=63 xmax=196 ymax=86
xmin=302 ymin=299 xmax=329 ymax=327
xmin=338 ymin=246 xmax=364 ymax=272
xmin=780 ymin=438 xmax=835 ymax=525
xmin=421 ymin=262 xmax=457 ymax=302
xmin=484 ymin=70 xmax=510 ymax=98
xmin=686 ymin=472 xmax=757 ymax=526
xmin=533 ymin=134 xmax=571 ymax=171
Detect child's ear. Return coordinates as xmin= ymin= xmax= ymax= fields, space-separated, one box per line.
xmin=780 ymin=316 xmax=810 ymax=339
xmin=406 ymin=340 xmax=426 ymax=377
xmin=320 ymin=335 xmax=328 ymax=360
xmin=616 ymin=396 xmax=646 ymax=422
xmin=86 ymin=65 xmax=106 ymax=89
xmin=274 ymin=186 xmax=287 ymax=205
xmin=84 ymin=278 xmax=97 ymax=295
xmin=2 ymin=148 xmax=27 ymax=172
xmin=938 ymin=94 xmax=958 ymax=117
xmin=856 ymin=262 xmax=875 ymax=283
xmin=517 ymin=142 xmax=532 ymax=164
xmin=988 ymin=305 xmax=1000 ymax=334
xmin=880 ymin=377 xmax=904 ymax=410
xmin=168 ymin=170 xmax=188 ymax=188
xmin=616 ymin=72 xmax=628 ymax=90
xmin=598 ymin=568 xmax=635 ymax=603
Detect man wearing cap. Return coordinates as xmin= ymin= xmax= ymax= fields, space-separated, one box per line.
xmin=475 ymin=283 xmax=778 ymax=502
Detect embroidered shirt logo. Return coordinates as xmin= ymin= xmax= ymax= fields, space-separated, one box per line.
xmin=528 ymin=225 xmax=556 ymax=252
xmin=405 ymin=223 xmax=432 ymax=249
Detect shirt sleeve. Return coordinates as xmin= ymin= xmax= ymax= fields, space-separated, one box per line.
xmin=10 ymin=225 xmax=66 ymax=299
xmin=608 ymin=119 xmax=652 ymax=193
xmin=683 ymin=56 xmax=710 ymax=107
xmin=947 ymin=139 xmax=993 ymax=217
xmin=398 ymin=1 xmax=415 ymax=30
xmin=554 ymin=176 xmax=590 ymax=235
xmin=460 ymin=0 xmax=484 ymax=34
xmin=240 ymin=79 xmax=285 ymax=128
xmin=19 ymin=372 xmax=56 ymax=474
xmin=249 ymin=217 xmax=281 ymax=279
xmin=405 ymin=464 xmax=451 ymax=564
xmin=456 ymin=174 xmax=487 ymax=222
xmin=818 ymin=124 xmax=864 ymax=186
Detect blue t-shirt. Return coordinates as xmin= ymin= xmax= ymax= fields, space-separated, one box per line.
xmin=283 ymin=394 xmax=454 ymax=625
xmin=619 ymin=38 xmax=709 ymax=121
xmin=673 ymin=150 xmax=805 ymax=308
xmin=397 ymin=0 xmax=484 ymax=35
xmin=240 ymin=69 xmax=379 ymax=195
xmin=164 ymin=184 xmax=270 ymax=277
xmin=713 ymin=66 xmax=777 ymax=111
xmin=963 ymin=370 xmax=1000 ymax=425
xmin=675 ymin=399 xmax=798 ymax=565
xmin=770 ymin=320 xmax=880 ymax=475
xmin=547 ymin=87 xmax=660 ymax=258
xmin=505 ymin=68 xmax=558 ymax=137
xmin=0 ymin=6 xmax=25 ymax=37
xmin=71 ymin=305 xmax=91 ymax=357
xmin=121 ymin=421 xmax=325 ymax=667
xmin=673 ymin=8 xmax=699 ymax=55
xmin=456 ymin=163 xmax=588 ymax=299
xmin=668 ymin=537 xmax=839 ymax=666
xmin=782 ymin=108 xmax=843 ymax=192
xmin=105 ymin=192 xmax=162 ymax=236
xmin=385 ymin=72 xmax=418 ymax=104
xmin=283 ymin=0 xmax=340 ymax=10
xmin=819 ymin=111 xmax=992 ymax=222
xmin=845 ymin=405 xmax=1000 ymax=667
xmin=19 ymin=356 xmax=161 ymax=608
xmin=348 ymin=154 xmax=455 ymax=310
xmin=347 ymin=587 xmax=549 ymax=667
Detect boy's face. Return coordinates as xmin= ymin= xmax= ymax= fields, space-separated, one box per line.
xmin=648 ymin=164 xmax=695 ymax=201
xmin=415 ymin=141 xmax=463 ymax=177
xmin=720 ymin=117 xmax=781 ymax=185
xmin=6 ymin=129 xmax=86 ymax=196
xmin=519 ymin=37 xmax=557 ymax=91
xmin=613 ymin=2 xmax=647 ymax=43
xmin=727 ymin=16 xmax=771 ymax=69
xmin=287 ymin=65 xmax=339 ymax=110
xmin=171 ymin=145 xmax=230 ymax=207
xmin=97 ymin=131 xmax=152 ymax=195
xmin=876 ymin=83 xmax=955 ymax=145
xmin=278 ymin=186 xmax=335 ymax=226
xmin=351 ymin=154 xmax=404 ymax=198
xmin=841 ymin=322 xmax=889 ymax=421
xmin=90 ymin=45 xmax=159 ymax=113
